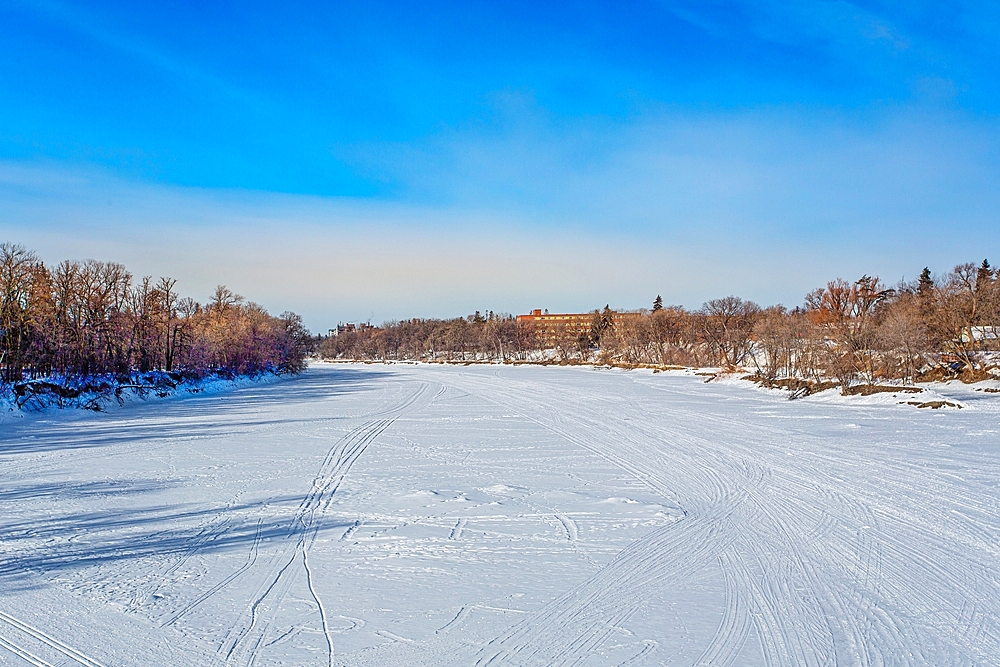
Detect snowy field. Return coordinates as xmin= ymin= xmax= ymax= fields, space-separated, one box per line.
xmin=2 ymin=363 xmax=1000 ymax=667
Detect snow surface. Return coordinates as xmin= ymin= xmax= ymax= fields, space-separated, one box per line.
xmin=2 ymin=362 xmax=1000 ymax=666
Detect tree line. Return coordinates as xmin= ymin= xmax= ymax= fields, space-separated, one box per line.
xmin=0 ymin=243 xmax=310 ymax=387
xmin=320 ymin=260 xmax=1000 ymax=389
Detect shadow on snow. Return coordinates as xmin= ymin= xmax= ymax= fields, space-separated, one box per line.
xmin=0 ymin=365 xmax=395 ymax=591
xmin=0 ymin=365 xmax=394 ymax=455
xmin=0 ymin=491 xmax=353 ymax=591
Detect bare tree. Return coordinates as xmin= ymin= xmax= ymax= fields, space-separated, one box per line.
xmin=700 ymin=296 xmax=761 ymax=368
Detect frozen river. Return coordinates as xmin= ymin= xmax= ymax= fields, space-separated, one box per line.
xmin=2 ymin=363 xmax=999 ymax=666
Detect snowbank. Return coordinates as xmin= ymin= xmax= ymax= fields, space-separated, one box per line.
xmin=0 ymin=371 xmax=283 ymax=421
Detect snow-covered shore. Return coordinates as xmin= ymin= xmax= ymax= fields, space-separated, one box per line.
xmin=2 ymin=363 xmax=999 ymax=665
xmin=0 ymin=371 xmax=285 ymax=425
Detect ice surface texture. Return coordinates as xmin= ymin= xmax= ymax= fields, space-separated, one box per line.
xmin=1 ymin=363 xmax=998 ymax=666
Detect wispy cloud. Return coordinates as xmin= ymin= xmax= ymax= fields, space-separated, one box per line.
xmin=3 ymin=1 xmax=998 ymax=330
xmin=4 ymin=105 xmax=998 ymax=333
xmin=336 ymin=99 xmax=1000 ymax=238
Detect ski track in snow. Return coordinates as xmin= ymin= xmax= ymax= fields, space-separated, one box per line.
xmin=0 ymin=610 xmax=105 ymax=667
xmin=449 ymin=518 xmax=468 ymax=540
xmin=463 ymin=370 xmax=1000 ymax=667
xmin=221 ymin=417 xmax=402 ymax=666
xmin=2 ymin=364 xmax=1000 ymax=666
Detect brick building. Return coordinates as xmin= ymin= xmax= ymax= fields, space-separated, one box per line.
xmin=516 ymin=308 xmax=640 ymax=345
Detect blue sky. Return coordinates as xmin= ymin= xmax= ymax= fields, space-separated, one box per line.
xmin=3 ymin=1 xmax=1000 ymax=329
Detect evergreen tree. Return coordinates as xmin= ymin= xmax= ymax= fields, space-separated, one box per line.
xmin=596 ymin=305 xmax=615 ymax=343
xmin=976 ymin=259 xmax=993 ymax=291
xmin=601 ymin=305 xmax=614 ymax=329
xmin=917 ymin=267 xmax=934 ymax=297
xmin=653 ymin=295 xmax=663 ymax=312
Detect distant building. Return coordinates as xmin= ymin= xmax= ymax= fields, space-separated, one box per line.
xmin=516 ymin=308 xmax=641 ymax=345
xmin=328 ymin=322 xmax=375 ymax=337
xmin=516 ymin=309 xmax=594 ymax=339
xmin=329 ymin=323 xmax=357 ymax=337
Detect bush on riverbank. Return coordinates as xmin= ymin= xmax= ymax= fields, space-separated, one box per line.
xmin=0 ymin=243 xmax=310 ymax=409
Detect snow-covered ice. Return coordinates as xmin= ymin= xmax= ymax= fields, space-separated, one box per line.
xmin=2 ymin=363 xmax=999 ymax=666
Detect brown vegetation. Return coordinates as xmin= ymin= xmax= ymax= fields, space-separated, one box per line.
xmin=0 ymin=244 xmax=310 ymax=391
xmin=320 ymin=260 xmax=1000 ymax=395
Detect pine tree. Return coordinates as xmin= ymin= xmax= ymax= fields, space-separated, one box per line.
xmin=917 ymin=267 xmax=934 ymax=297
xmin=601 ymin=305 xmax=614 ymax=330
xmin=976 ymin=259 xmax=993 ymax=292
xmin=652 ymin=295 xmax=663 ymax=312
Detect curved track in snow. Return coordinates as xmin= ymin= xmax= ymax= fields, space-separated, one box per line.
xmin=436 ymin=368 xmax=1000 ymax=667
xmin=2 ymin=364 xmax=999 ymax=666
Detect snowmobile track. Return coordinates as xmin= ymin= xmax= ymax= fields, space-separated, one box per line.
xmin=221 ymin=418 xmax=394 ymax=665
xmin=0 ymin=610 xmax=105 ymax=667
